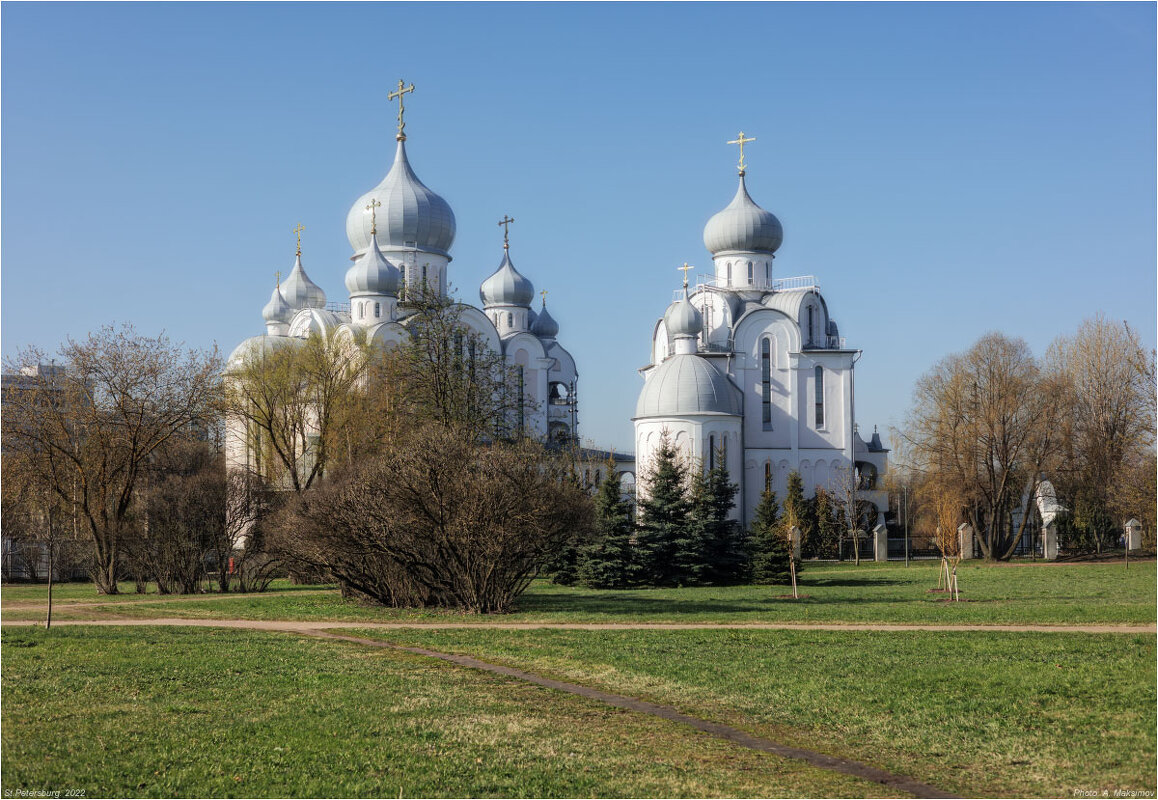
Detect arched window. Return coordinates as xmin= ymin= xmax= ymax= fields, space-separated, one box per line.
xmin=518 ymin=366 xmax=525 ymax=434
xmin=764 ymin=462 xmax=772 ymax=493
xmin=814 ymin=365 xmax=825 ymax=427
xmin=507 ymin=312 xmax=513 ymax=328
xmin=721 ymin=435 xmax=728 ymax=469
xmin=374 ymin=302 xmax=381 ymax=318
xmin=422 ymin=265 xmax=429 ymax=287
xmin=725 ymin=262 xmax=732 ymax=286
xmin=764 ymin=262 xmax=770 ymax=285
xmin=358 ymin=303 xmax=364 ymax=320
xmin=747 ymin=261 xmax=753 ymax=283
xmin=761 ymin=338 xmax=772 ymax=430
xmin=807 ymin=306 xmax=815 ymax=346
xmin=709 ymin=434 xmax=716 ymax=470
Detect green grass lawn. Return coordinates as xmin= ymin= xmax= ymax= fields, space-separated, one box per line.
xmin=6 ymin=561 xmax=1154 ymax=625
xmin=354 ymin=626 xmax=1158 ymax=798
xmin=0 ymin=626 xmax=894 ymax=799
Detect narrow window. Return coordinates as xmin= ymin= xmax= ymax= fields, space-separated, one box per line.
xmin=709 ymin=435 xmax=716 ymax=470
xmin=814 ymin=365 xmax=825 ymax=427
xmin=358 ymin=303 xmax=364 ymax=320
xmin=761 ymin=338 xmax=772 ymax=429
xmin=764 ymin=462 xmax=772 ymax=493
xmin=422 ymin=265 xmax=429 ymax=287
xmin=807 ymin=306 xmax=815 ymax=346
xmin=764 ymin=262 xmax=770 ymax=285
xmin=725 ymin=263 xmax=732 ymax=286
xmin=507 ymin=312 xmax=513 ymax=328
xmin=595 ymin=470 xmax=602 ymax=485
xmin=374 ymin=301 xmax=380 ymax=318
xmin=721 ymin=436 xmax=727 ymax=469
xmin=747 ymin=261 xmax=753 ymax=283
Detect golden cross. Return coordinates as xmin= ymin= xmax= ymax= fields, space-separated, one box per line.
xmin=365 ymin=198 xmax=382 ymax=236
xmin=678 ymin=262 xmax=694 ymax=289
xmin=275 ymin=270 xmax=281 ymax=289
xmin=727 ymin=131 xmax=757 ymax=175
xmin=540 ymin=289 xmax=548 ymax=306
xmin=498 ymin=215 xmax=515 ymax=249
xmin=293 ymin=223 xmax=305 ymax=256
xmin=388 ymin=79 xmax=416 ymax=140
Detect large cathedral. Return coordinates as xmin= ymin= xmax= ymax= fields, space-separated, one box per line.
xmin=226 ymin=83 xmax=579 ymax=478
xmin=634 ymin=134 xmax=888 ymax=530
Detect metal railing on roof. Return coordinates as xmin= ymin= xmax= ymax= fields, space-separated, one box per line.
xmin=672 ymin=273 xmax=820 ymax=301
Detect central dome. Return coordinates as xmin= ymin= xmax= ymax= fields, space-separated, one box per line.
xmin=703 ymin=174 xmax=783 ymax=256
xmin=346 ymin=139 xmax=456 ymax=258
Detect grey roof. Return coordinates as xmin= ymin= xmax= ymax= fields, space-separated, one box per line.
xmin=531 ymin=301 xmax=559 ymax=339
xmin=762 ymin=287 xmax=819 ymax=321
xmin=635 ymin=353 xmax=742 ymax=418
xmin=344 ymin=233 xmax=400 ymax=295
xmin=262 ymin=284 xmax=292 ymax=323
xmin=226 ymin=334 xmax=304 ymax=372
xmin=280 ymin=254 xmax=327 ymax=310
xmin=703 ymin=174 xmax=783 ymax=256
xmin=664 ymin=289 xmax=703 ymax=338
xmin=480 ymin=250 xmax=534 ymax=307
xmin=346 ymin=139 xmax=456 ymax=257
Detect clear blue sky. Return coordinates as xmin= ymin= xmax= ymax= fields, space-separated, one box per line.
xmin=3 ymin=2 xmax=1154 ymax=452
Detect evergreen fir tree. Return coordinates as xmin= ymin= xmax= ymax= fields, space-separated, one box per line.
xmin=577 ymin=466 xmax=640 ymax=589
xmin=635 ymin=431 xmax=692 ymax=586
xmin=690 ymin=456 xmax=747 ymax=585
xmin=749 ymin=489 xmax=791 ymax=584
xmin=806 ymin=487 xmax=841 ymax=560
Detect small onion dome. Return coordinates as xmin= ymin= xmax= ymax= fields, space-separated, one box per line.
xmin=262 ymin=284 xmax=292 ymax=324
xmin=531 ymin=301 xmax=559 ymax=339
xmin=703 ymin=173 xmax=783 ymax=255
xmin=635 ymin=354 xmax=742 ymax=418
xmin=346 ymin=139 xmax=456 ymax=257
xmin=280 ymin=253 xmax=327 ymax=310
xmin=479 ymin=250 xmax=534 ymax=307
xmin=344 ymin=233 xmax=400 ymax=296
xmin=664 ymin=289 xmax=703 ymax=338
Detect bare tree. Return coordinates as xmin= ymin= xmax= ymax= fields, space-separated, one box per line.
xmin=2 ymin=325 xmax=222 ymax=593
xmin=902 ymin=332 xmax=1065 ymax=561
xmin=1046 ymin=316 xmax=1156 ymax=551
xmin=273 ymin=424 xmax=593 ymax=613
xmin=223 ymin=330 xmax=368 ymax=494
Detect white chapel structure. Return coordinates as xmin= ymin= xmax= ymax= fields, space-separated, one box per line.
xmin=226 ymin=82 xmax=579 ymax=477
xmin=634 ymin=134 xmax=888 ymax=529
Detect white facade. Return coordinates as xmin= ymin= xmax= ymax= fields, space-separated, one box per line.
xmin=227 ymin=122 xmax=579 ymax=481
xmin=634 ymin=162 xmax=887 ymax=529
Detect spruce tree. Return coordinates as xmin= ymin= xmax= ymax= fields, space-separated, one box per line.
xmin=635 ymin=432 xmax=692 ymax=586
xmin=577 ymin=467 xmax=640 ymax=589
xmin=690 ymin=457 xmax=747 ymax=585
xmin=749 ymin=489 xmax=790 ymax=584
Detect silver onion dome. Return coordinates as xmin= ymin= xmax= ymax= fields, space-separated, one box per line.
xmin=635 ymin=354 xmax=742 ymax=418
xmin=280 ymin=253 xmax=327 ymax=310
xmin=346 ymin=139 xmax=456 ymax=257
xmin=664 ymin=289 xmax=703 ymax=338
xmin=531 ymin=301 xmax=559 ymax=339
xmin=262 ymin=283 xmax=292 ymax=323
xmin=480 ymin=250 xmax=534 ymax=307
xmin=344 ymin=232 xmax=400 ymax=296
xmin=703 ymin=174 xmax=783 ymax=255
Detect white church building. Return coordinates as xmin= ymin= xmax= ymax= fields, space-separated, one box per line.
xmin=226 ymin=83 xmax=579 ymax=478
xmin=634 ymin=135 xmax=888 ymax=530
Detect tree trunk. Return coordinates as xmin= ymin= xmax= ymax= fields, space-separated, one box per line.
xmin=45 ymin=545 xmax=54 ymax=631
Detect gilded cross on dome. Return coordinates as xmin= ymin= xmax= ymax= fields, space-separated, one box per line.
xmin=365 ymin=198 xmax=382 ymax=236
xmin=275 ymin=271 xmax=281 ymax=289
xmin=498 ymin=215 xmax=515 ymax=249
xmin=727 ymin=131 xmax=756 ymax=175
xmin=540 ymin=289 xmax=548 ymax=306
xmin=677 ymin=262 xmax=694 ymax=289
xmin=388 ymin=80 xmax=416 ymax=140
xmin=293 ymin=223 xmax=305 ymax=256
